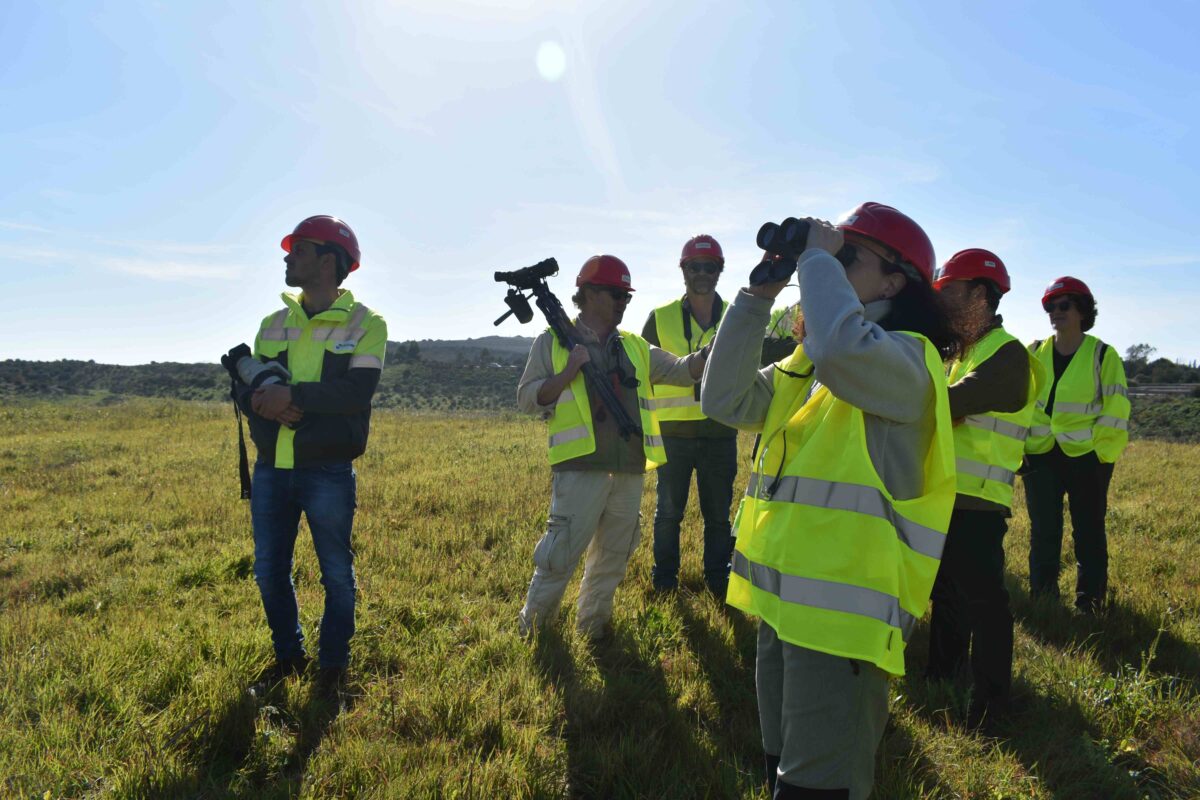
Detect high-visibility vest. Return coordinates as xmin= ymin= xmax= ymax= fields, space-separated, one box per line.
xmin=253 ymin=289 xmax=386 ymax=469
xmin=727 ymin=334 xmax=955 ymax=677
xmin=1025 ymin=335 xmax=1130 ymax=463
xmin=547 ymin=329 xmax=668 ymax=469
xmin=649 ymin=297 xmax=727 ymax=422
xmin=948 ymin=326 xmax=1046 ymax=508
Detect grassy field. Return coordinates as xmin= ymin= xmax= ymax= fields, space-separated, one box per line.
xmin=2 ymin=398 xmax=1198 ymax=799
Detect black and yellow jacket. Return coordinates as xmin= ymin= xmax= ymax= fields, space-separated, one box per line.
xmin=237 ymin=289 xmax=387 ymax=468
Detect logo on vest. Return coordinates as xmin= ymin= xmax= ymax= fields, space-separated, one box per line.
xmin=333 ymin=341 xmax=356 ymax=353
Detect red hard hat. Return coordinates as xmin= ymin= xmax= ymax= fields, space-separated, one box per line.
xmin=577 ymin=254 xmax=635 ymax=291
xmin=1042 ymin=276 xmax=1093 ymax=306
xmin=680 ymin=234 xmax=724 ymax=267
xmin=281 ymin=215 xmax=361 ymax=272
xmin=933 ymin=248 xmax=1011 ymax=294
xmin=836 ymin=202 xmax=936 ymax=284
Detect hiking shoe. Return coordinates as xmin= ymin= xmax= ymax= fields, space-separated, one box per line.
xmin=316 ymin=666 xmax=347 ymax=694
xmin=249 ymin=655 xmax=309 ymax=697
xmin=268 ymin=655 xmax=309 ymax=682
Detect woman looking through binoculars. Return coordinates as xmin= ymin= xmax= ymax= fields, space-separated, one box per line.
xmin=701 ymin=203 xmax=963 ymax=799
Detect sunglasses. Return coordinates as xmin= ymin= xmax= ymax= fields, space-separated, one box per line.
xmin=1044 ymin=299 xmax=1074 ymax=313
xmin=594 ymin=286 xmax=632 ymax=302
xmin=684 ymin=261 xmax=722 ymax=275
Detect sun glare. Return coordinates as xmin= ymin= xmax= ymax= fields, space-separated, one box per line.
xmin=536 ymin=41 xmax=566 ymax=82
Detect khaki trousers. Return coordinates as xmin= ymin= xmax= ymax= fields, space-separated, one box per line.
xmin=757 ymin=623 xmax=889 ymax=799
xmin=519 ymin=470 xmax=644 ymax=639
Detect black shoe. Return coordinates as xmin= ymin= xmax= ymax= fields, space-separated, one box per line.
xmin=249 ymin=655 xmax=309 ymax=696
xmin=966 ymin=697 xmax=1010 ymax=732
xmin=270 ymin=655 xmax=309 ymax=681
xmin=317 ymin=665 xmax=346 ymax=691
xmin=1074 ymin=596 xmax=1105 ymax=616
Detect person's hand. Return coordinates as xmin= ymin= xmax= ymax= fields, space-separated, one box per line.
xmin=804 ymin=217 xmax=844 ymax=256
xmin=252 ymin=384 xmax=294 ymax=421
xmin=275 ymin=404 xmax=304 ymax=427
xmin=564 ymin=344 xmax=590 ymax=378
xmin=746 ymin=277 xmax=791 ymax=300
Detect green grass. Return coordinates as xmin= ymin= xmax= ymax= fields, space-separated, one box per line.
xmin=2 ymin=397 xmax=1198 ymax=798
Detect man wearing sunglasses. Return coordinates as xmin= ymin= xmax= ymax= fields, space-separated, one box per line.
xmin=516 ymin=255 xmax=709 ymax=642
xmin=1023 ymin=277 xmax=1129 ymax=615
xmin=641 ymin=234 xmax=738 ymax=596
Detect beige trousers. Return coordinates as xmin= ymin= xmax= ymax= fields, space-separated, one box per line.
xmin=757 ymin=623 xmax=890 ymax=799
xmin=518 ymin=470 xmax=644 ymax=639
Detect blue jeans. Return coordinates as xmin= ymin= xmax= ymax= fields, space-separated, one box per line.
xmin=251 ymin=462 xmax=357 ymax=668
xmin=651 ymin=436 xmax=737 ymax=591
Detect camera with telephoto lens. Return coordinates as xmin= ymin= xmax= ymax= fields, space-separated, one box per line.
xmin=221 ymin=343 xmax=292 ymax=388
xmin=493 ymin=258 xmax=559 ymax=325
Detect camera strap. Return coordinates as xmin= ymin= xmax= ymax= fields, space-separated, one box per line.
xmin=682 ymin=294 xmax=722 ymax=400
xmin=229 ymin=378 xmax=252 ymax=500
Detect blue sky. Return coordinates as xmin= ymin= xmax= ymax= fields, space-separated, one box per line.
xmin=3 ymin=0 xmax=1197 ymax=365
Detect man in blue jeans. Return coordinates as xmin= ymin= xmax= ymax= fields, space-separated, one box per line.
xmin=236 ymin=215 xmax=387 ymax=689
xmin=643 ymin=234 xmax=737 ymax=595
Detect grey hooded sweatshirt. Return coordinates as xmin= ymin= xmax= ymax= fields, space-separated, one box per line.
xmin=700 ymin=248 xmax=937 ymax=502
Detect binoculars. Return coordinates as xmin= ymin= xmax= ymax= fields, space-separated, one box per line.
xmin=750 ymin=218 xmax=810 ymax=285
xmin=749 ymin=218 xmax=857 ymax=285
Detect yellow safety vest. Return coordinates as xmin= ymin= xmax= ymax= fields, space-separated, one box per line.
xmin=253 ymin=290 xmax=386 ymax=469
xmin=727 ymin=334 xmax=955 ymax=677
xmin=546 ymin=329 xmax=668 ymax=469
xmin=649 ymin=297 xmax=728 ymax=422
xmin=1025 ymin=336 xmax=1130 ymax=463
xmin=948 ymin=327 xmax=1046 ymax=508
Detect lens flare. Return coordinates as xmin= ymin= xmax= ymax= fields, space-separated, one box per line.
xmin=536 ymin=41 xmax=566 ymax=82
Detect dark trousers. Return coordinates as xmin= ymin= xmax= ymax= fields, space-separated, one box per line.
xmin=251 ymin=462 xmax=358 ymax=668
xmin=1023 ymin=452 xmax=1115 ymax=610
xmin=651 ymin=436 xmax=738 ymax=592
xmin=927 ymin=509 xmax=1013 ymax=705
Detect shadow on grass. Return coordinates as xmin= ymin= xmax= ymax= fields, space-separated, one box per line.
xmin=990 ymin=675 xmax=1156 ymax=800
xmin=896 ymin=574 xmax=1194 ymax=799
xmin=874 ymin=713 xmax=957 ymax=800
xmin=148 ymin=670 xmax=350 ymax=799
xmin=532 ymin=619 xmax=753 ymax=799
xmin=1009 ymin=579 xmax=1200 ymax=678
xmin=674 ymin=597 xmax=763 ymax=786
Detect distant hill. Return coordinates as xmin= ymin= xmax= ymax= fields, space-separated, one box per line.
xmin=392 ymin=335 xmax=533 ymax=365
xmin=0 ymin=336 xmax=532 ymax=412
xmin=5 ymin=351 xmax=1197 ymax=439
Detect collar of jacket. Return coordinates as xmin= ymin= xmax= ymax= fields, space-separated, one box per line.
xmin=280 ymin=288 xmax=357 ymax=322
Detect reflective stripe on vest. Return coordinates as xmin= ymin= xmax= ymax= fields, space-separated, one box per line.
xmin=963 ymin=414 xmax=1029 ymax=441
xmin=947 ymin=327 xmax=1042 ymax=507
xmin=732 ymin=550 xmax=917 ymax=641
xmin=744 ymin=472 xmax=945 ymax=561
xmin=955 ymin=457 xmax=1016 ymax=487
